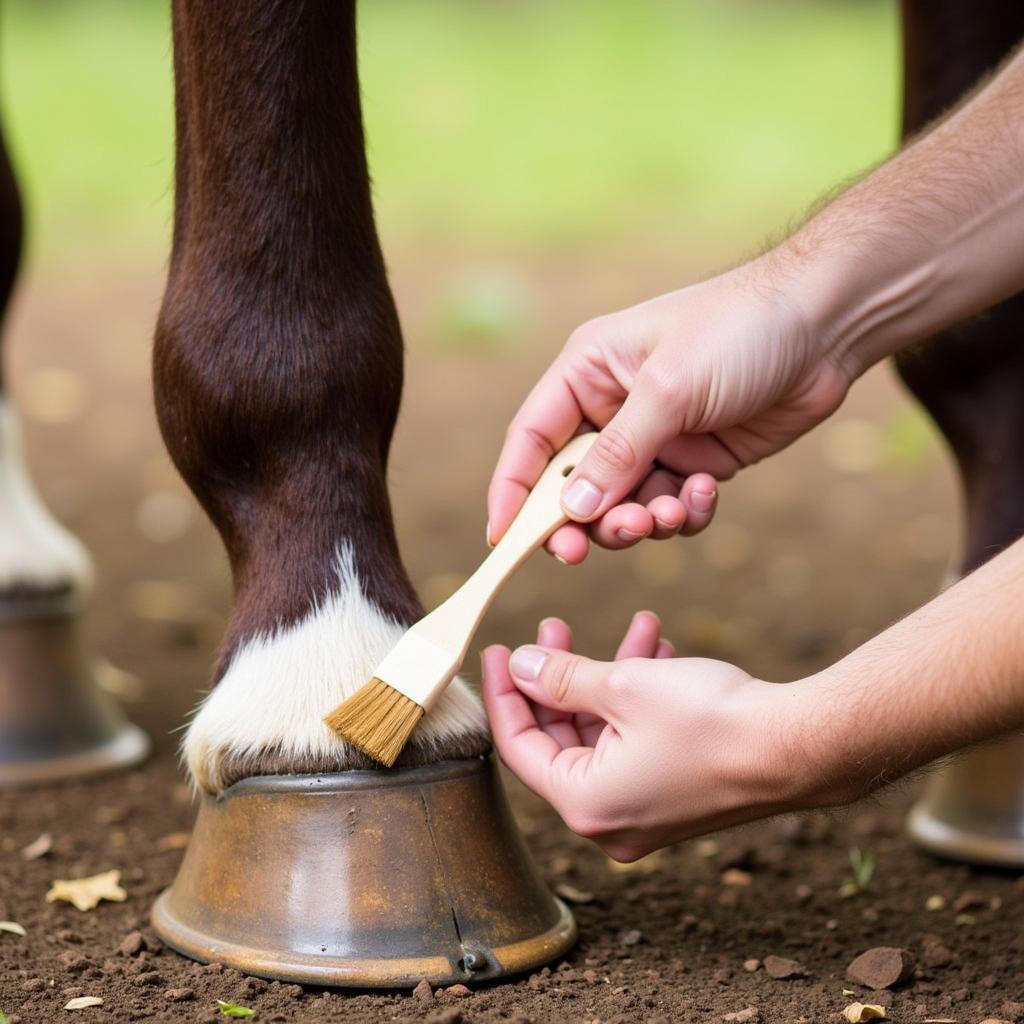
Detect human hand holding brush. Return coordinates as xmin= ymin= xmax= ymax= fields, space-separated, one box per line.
xmin=484 ymin=45 xmax=1024 ymax=855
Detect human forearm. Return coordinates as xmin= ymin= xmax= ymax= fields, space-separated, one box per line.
xmin=792 ymin=536 xmax=1024 ymax=806
xmin=771 ymin=43 xmax=1024 ymax=379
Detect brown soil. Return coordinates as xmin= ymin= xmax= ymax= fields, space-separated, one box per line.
xmin=1 ymin=249 xmax=1022 ymax=1023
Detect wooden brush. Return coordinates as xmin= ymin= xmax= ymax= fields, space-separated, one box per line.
xmin=324 ymin=431 xmax=599 ymax=766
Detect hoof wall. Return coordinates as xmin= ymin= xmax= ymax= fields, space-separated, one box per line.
xmin=0 ymin=600 xmax=149 ymax=787
xmin=907 ymin=733 xmax=1024 ymax=868
xmin=153 ymin=757 xmax=576 ymax=987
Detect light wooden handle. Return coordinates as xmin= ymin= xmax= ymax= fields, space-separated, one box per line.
xmin=418 ymin=432 xmax=598 ymax=663
xmin=478 ymin=430 xmax=599 ymax=584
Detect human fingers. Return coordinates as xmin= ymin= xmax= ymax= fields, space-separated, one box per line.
xmin=482 ymin=645 xmax=594 ymax=805
xmin=634 ymin=469 xmax=688 ymax=539
xmin=614 ymin=611 xmax=664 ymax=660
xmin=679 ymin=472 xmax=718 ymax=536
xmin=544 ymin=522 xmax=591 ymax=564
xmin=589 ymin=503 xmax=655 ymax=550
xmin=534 ymin=618 xmax=584 ymax=747
xmin=488 ymin=368 xmax=582 ymax=545
xmin=537 ymin=616 xmax=573 ymax=651
xmin=560 ymin=377 xmax=682 ymax=526
xmin=507 ymin=644 xmax=616 ymax=720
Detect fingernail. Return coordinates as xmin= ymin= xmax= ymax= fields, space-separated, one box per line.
xmin=553 ymin=553 xmax=569 ymax=565
xmin=510 ymin=645 xmax=548 ymax=681
xmin=562 ymin=477 xmax=603 ymax=518
xmin=616 ymin=528 xmax=644 ymax=543
xmin=485 ymin=520 xmax=493 ymax=548
xmin=690 ymin=488 xmax=716 ymax=513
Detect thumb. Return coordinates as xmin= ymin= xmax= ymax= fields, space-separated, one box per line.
xmin=508 ymin=645 xmax=611 ymax=717
xmin=560 ymin=378 xmax=681 ymax=522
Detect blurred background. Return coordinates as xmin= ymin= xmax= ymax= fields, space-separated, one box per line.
xmin=0 ymin=0 xmax=955 ymax=732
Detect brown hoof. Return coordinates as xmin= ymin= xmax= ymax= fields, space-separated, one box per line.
xmin=907 ymin=733 xmax=1024 ymax=867
xmin=0 ymin=596 xmax=149 ymax=786
xmin=152 ymin=756 xmax=577 ymax=988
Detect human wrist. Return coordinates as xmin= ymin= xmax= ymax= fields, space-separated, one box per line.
xmin=761 ymin=213 xmax=945 ymax=382
xmin=720 ymin=674 xmax=841 ymax=817
xmin=752 ymin=669 xmax=868 ymax=812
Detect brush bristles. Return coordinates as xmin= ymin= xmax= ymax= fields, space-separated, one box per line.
xmin=323 ymin=677 xmax=425 ymax=767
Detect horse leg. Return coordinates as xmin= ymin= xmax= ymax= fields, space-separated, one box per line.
xmin=897 ymin=1 xmax=1024 ymax=572
xmin=0 ymin=128 xmax=91 ymax=595
xmin=0 ymin=93 xmax=147 ymax=782
xmin=157 ymin=0 xmax=488 ymax=795
xmin=899 ymin=2 xmax=1024 ymax=865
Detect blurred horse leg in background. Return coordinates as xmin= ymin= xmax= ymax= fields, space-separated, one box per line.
xmin=156 ymin=0 xmax=488 ymax=795
xmin=900 ymin=1 xmax=1024 ymax=866
xmin=898 ymin=1 xmax=1024 ymax=574
xmin=0 ymin=93 xmax=147 ymax=784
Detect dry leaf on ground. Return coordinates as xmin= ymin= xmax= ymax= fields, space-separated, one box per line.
xmin=64 ymin=996 xmax=104 ymax=1010
xmin=842 ymin=1003 xmax=887 ymax=1022
xmin=46 ymin=869 xmax=127 ymax=911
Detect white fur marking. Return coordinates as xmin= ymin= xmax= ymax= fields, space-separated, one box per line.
xmin=0 ymin=399 xmax=93 ymax=592
xmin=183 ymin=545 xmax=488 ymax=792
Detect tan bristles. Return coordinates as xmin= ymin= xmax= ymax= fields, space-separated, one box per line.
xmin=323 ymin=677 xmax=425 ymax=767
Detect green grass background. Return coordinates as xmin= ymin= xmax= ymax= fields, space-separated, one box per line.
xmin=0 ymin=0 xmax=899 ymax=265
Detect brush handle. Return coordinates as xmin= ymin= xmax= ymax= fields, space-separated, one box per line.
xmin=412 ymin=432 xmax=598 ymax=705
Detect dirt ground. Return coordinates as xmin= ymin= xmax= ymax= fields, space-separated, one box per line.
xmin=1 ymin=249 xmax=1022 ymax=1023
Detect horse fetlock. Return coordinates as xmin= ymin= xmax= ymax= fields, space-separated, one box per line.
xmin=0 ymin=398 xmax=93 ymax=596
xmin=183 ymin=544 xmax=490 ymax=794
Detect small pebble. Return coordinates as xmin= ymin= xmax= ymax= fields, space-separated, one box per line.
xmin=118 ymin=931 xmax=146 ymax=958
xmin=723 ymin=1008 xmax=760 ymax=1023
xmin=164 ymin=988 xmax=194 ymax=1002
xmin=846 ymin=947 xmax=916 ymax=990
xmin=763 ymin=955 xmax=807 ymax=979
xmin=743 ymin=959 xmax=761 ymax=972
xmin=412 ymin=978 xmax=433 ymax=1002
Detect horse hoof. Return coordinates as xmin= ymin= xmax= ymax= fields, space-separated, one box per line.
xmin=907 ymin=732 xmax=1024 ymax=867
xmin=152 ymin=756 xmax=576 ymax=988
xmin=0 ymin=594 xmax=149 ymax=786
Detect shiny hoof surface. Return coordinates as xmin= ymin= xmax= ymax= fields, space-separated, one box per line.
xmin=907 ymin=733 xmax=1024 ymax=868
xmin=0 ymin=597 xmax=150 ymax=787
xmin=152 ymin=756 xmax=577 ymax=988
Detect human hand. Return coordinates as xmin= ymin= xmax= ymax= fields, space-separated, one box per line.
xmin=481 ymin=611 xmax=816 ymax=860
xmin=487 ymin=260 xmax=851 ymax=563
